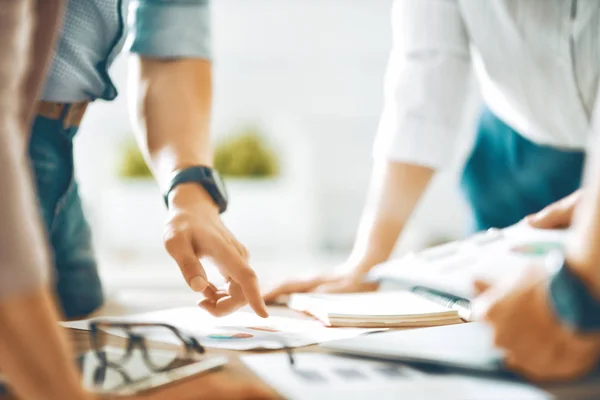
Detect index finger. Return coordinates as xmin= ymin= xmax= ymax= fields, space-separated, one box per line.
xmin=212 ymin=241 xmax=269 ymax=318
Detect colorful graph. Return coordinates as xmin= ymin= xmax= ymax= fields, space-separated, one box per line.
xmin=510 ymin=241 xmax=563 ymax=256
xmin=207 ymin=332 xmax=254 ymax=340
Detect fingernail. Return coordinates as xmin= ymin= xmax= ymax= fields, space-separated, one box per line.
xmin=190 ymin=276 xmax=208 ymax=292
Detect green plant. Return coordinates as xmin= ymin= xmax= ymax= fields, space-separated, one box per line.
xmin=117 ymin=140 xmax=153 ymax=179
xmin=214 ymin=127 xmax=280 ymax=178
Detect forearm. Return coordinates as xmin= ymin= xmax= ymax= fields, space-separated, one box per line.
xmin=0 ymin=4 xmax=89 ymax=398
xmin=129 ymin=57 xmax=212 ymax=192
xmin=348 ymin=161 xmax=434 ymax=275
xmin=566 ymin=133 xmax=600 ymax=298
xmin=0 ymin=288 xmax=90 ymax=400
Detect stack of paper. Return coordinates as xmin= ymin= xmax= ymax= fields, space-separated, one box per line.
xmin=288 ymin=291 xmax=462 ymax=328
xmin=61 ymin=307 xmax=381 ymax=350
xmin=242 ymin=353 xmax=558 ymax=400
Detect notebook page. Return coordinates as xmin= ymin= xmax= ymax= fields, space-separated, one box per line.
xmin=290 ymin=292 xmax=455 ymax=318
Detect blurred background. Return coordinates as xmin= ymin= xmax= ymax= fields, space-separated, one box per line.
xmin=73 ymin=0 xmax=481 ymax=310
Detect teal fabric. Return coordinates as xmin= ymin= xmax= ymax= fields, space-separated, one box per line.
xmin=461 ymin=107 xmax=585 ymax=231
xmin=28 ymin=114 xmax=103 ymax=318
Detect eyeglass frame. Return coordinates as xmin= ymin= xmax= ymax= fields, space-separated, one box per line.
xmin=89 ymin=320 xmax=206 ymax=372
xmin=89 ymin=320 xmax=297 ymax=370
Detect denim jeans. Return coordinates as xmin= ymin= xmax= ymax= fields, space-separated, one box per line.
xmin=461 ymin=107 xmax=585 ymax=231
xmin=28 ymin=115 xmax=104 ymax=318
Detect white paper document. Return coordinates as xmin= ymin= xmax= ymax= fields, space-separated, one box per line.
xmin=61 ymin=307 xmax=380 ymax=350
xmin=242 ymin=353 xmax=552 ymax=400
xmin=371 ymin=224 xmax=567 ymax=299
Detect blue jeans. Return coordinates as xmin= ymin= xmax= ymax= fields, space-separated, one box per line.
xmin=28 ymin=115 xmax=104 ymax=318
xmin=461 ymin=107 xmax=585 ymax=231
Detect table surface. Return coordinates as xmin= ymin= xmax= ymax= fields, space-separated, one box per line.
xmin=69 ymin=329 xmax=283 ymax=400
xmin=0 ymin=305 xmax=327 ymax=400
xmin=5 ymin=303 xmax=599 ymax=400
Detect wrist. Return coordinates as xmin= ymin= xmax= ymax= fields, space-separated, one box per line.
xmin=168 ymin=183 xmax=218 ymax=212
xmin=152 ymin=155 xmax=212 ymax=192
xmin=564 ymin=254 xmax=600 ymax=301
xmin=565 ymin=230 xmax=600 ymax=299
xmin=342 ymin=258 xmax=381 ymax=281
xmin=549 ymin=251 xmax=600 ymax=332
xmin=347 ymin=249 xmax=389 ymax=275
xmin=164 ymin=166 xmax=228 ymax=213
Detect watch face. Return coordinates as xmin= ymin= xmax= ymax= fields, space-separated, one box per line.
xmin=212 ymin=170 xmax=228 ymax=202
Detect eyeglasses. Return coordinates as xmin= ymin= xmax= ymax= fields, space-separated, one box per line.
xmin=89 ymin=320 xmax=296 ymax=370
xmin=89 ymin=321 xmax=206 ymax=372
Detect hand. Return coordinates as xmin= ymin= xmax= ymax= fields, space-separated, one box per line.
xmin=525 ymin=189 xmax=582 ymax=229
xmin=263 ymin=268 xmax=379 ymax=303
xmin=472 ymin=262 xmax=600 ymax=382
xmin=164 ymin=184 xmax=268 ymax=318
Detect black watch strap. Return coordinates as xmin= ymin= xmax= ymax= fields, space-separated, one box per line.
xmin=548 ymin=251 xmax=600 ymax=332
xmin=164 ymin=166 xmax=228 ymax=213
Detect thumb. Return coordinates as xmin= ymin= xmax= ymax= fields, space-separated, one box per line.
xmin=470 ymin=295 xmax=492 ymax=322
xmin=525 ymin=205 xmax=569 ymax=229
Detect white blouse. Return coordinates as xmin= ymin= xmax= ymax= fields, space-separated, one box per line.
xmin=374 ymin=0 xmax=600 ymax=168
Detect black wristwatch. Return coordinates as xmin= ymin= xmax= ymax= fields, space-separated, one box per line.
xmin=163 ymin=166 xmax=228 ymax=213
xmin=548 ymin=250 xmax=600 ymax=332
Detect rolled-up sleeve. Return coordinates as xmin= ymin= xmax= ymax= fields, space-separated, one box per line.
xmin=373 ymin=0 xmax=471 ymax=169
xmin=126 ymin=0 xmax=211 ymax=59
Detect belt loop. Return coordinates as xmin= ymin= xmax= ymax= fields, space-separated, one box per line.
xmin=36 ymin=101 xmax=89 ymax=128
xmin=60 ymin=104 xmax=71 ymax=130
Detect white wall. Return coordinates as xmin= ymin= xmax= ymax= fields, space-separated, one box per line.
xmin=74 ymin=0 xmax=480 ymax=260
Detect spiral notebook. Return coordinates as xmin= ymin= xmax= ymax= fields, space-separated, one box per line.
xmin=287 ymin=291 xmax=462 ymax=328
xmin=369 ymin=225 xmax=568 ymax=321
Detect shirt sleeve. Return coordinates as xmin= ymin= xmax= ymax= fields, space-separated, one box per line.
xmin=373 ymin=0 xmax=472 ymax=169
xmin=126 ymin=0 xmax=212 ymax=59
xmin=0 ymin=1 xmax=51 ymax=299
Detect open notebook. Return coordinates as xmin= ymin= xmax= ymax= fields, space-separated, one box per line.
xmin=369 ymin=224 xmax=568 ymax=320
xmin=288 ymin=291 xmax=462 ymax=328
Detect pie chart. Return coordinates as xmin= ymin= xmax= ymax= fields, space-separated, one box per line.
xmin=207 ymin=332 xmax=254 ymax=340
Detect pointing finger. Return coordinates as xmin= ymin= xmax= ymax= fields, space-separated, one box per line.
xmin=211 ymin=241 xmax=268 ymax=318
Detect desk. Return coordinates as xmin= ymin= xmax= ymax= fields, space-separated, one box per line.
xmin=0 ymin=330 xmax=282 ymax=400
xmin=3 ymin=305 xmax=599 ymax=400
xmin=0 ymin=306 xmax=318 ymax=400
xmin=69 ymin=329 xmax=282 ymax=400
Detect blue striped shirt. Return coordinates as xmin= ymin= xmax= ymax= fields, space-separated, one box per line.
xmin=41 ymin=0 xmax=211 ymax=102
